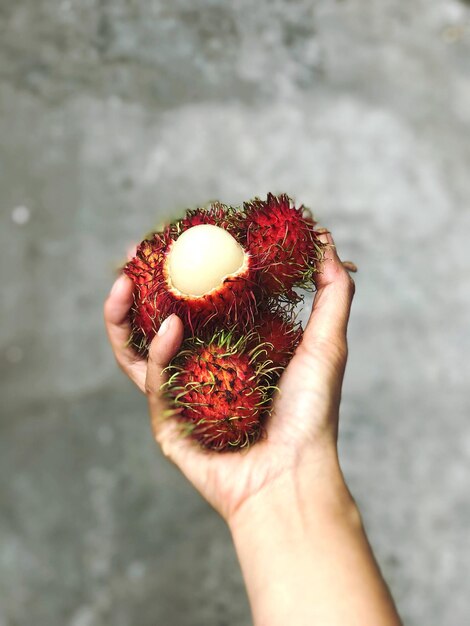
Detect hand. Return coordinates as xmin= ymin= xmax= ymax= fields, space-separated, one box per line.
xmin=104 ymin=232 xmax=355 ymax=524
xmin=105 ymin=238 xmax=403 ymax=626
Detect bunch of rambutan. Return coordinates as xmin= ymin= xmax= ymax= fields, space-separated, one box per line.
xmin=124 ymin=193 xmax=325 ymax=451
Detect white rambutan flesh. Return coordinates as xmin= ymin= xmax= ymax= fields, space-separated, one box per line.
xmin=167 ymin=224 xmax=246 ymax=297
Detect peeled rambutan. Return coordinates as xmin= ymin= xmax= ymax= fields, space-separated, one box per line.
xmin=124 ymin=221 xmax=260 ymax=353
xmin=250 ymin=307 xmax=303 ymax=370
xmin=163 ymin=330 xmax=277 ymax=451
xmin=241 ymin=193 xmax=325 ymax=299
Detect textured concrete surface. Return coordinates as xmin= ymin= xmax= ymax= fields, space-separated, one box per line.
xmin=1 ymin=1 xmax=470 ymax=624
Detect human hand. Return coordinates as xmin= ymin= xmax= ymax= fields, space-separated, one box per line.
xmin=105 ymin=238 xmax=404 ymax=626
xmin=104 ymin=231 xmax=355 ymax=524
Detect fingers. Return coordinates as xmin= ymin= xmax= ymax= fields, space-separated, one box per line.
xmin=342 ymin=260 xmax=358 ymax=273
xmin=145 ymin=315 xmax=184 ymax=446
xmin=301 ymin=232 xmax=355 ymax=372
xmin=104 ymin=273 xmax=147 ymax=392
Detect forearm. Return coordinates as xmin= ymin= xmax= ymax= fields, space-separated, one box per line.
xmin=229 ymin=454 xmax=401 ymax=626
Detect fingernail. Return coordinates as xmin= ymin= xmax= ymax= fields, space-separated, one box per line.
xmin=158 ymin=315 xmax=172 ymax=336
xmin=110 ymin=273 xmax=126 ymax=296
xmin=317 ymin=230 xmax=334 ymax=246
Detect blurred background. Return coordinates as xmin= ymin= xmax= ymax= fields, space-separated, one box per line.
xmin=1 ymin=1 xmax=469 ymax=624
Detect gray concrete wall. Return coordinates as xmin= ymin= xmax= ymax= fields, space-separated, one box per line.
xmin=1 ymin=1 xmax=470 ymax=624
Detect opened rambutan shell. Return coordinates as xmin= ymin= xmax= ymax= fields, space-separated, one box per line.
xmin=124 ymin=226 xmax=260 ymax=354
xmin=241 ymin=193 xmax=325 ymax=299
xmin=171 ymin=201 xmax=241 ymax=237
xmin=163 ymin=331 xmax=277 ymax=450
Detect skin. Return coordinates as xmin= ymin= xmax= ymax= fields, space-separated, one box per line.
xmin=104 ymin=232 xmax=402 ymax=626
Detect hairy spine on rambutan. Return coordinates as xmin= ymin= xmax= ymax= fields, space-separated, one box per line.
xmin=161 ymin=330 xmax=280 ymax=451
xmin=123 ymin=229 xmax=174 ymax=354
xmin=250 ymin=307 xmax=303 ymax=371
xmin=171 ymin=201 xmax=242 ymax=237
xmin=240 ymin=193 xmax=326 ymax=299
xmin=124 ymin=220 xmax=261 ymax=354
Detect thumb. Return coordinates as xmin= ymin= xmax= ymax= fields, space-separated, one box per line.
xmin=145 ymin=315 xmax=184 ymax=446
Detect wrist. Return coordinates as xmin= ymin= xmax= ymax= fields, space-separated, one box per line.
xmin=228 ymin=446 xmax=360 ymax=540
xmin=228 ymin=450 xmax=401 ymax=626
xmin=227 ymin=449 xmax=371 ymax=626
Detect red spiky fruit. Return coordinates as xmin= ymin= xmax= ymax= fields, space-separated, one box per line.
xmin=251 ymin=308 xmax=303 ymax=370
xmin=241 ymin=193 xmax=325 ymax=299
xmin=172 ymin=201 xmax=241 ymax=236
xmin=124 ymin=221 xmax=260 ymax=354
xmin=163 ymin=331 xmax=275 ymax=451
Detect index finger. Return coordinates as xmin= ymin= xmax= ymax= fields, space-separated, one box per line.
xmin=104 ymin=273 xmax=147 ymax=392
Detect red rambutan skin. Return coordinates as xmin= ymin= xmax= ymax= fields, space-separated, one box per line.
xmin=120 ymin=194 xmax=328 ymax=452
xmin=123 ymin=234 xmax=170 ymax=351
xmin=166 ymin=338 xmax=268 ymax=451
xmin=124 ymin=227 xmax=260 ymax=354
xmin=174 ymin=202 xmax=241 ymax=237
xmin=251 ymin=309 xmax=303 ymax=370
xmin=241 ymin=193 xmax=325 ymax=299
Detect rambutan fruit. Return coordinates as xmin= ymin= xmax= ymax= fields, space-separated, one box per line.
xmin=171 ymin=201 xmax=241 ymax=236
xmin=241 ymin=193 xmax=325 ymax=299
xmin=250 ymin=308 xmax=303 ymax=370
xmin=123 ymin=232 xmax=170 ymax=351
xmin=124 ymin=222 xmax=260 ymax=353
xmin=162 ymin=330 xmax=278 ymax=451
xmin=119 ymin=193 xmax=335 ymax=452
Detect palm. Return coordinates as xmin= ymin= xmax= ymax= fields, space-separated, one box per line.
xmin=104 ymin=235 xmax=354 ymax=523
xmin=163 ymin=340 xmax=344 ymax=521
